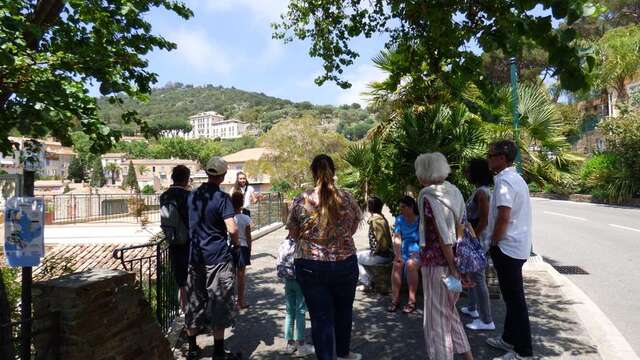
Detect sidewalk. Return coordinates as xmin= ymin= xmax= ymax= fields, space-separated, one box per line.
xmin=175 ymin=225 xmax=602 ymax=359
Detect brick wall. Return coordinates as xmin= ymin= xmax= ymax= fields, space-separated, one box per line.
xmin=33 ymin=269 xmax=172 ymax=360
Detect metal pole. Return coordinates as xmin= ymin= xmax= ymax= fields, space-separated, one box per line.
xmin=20 ymin=170 xmax=35 ymax=360
xmin=509 ymin=57 xmax=522 ymax=170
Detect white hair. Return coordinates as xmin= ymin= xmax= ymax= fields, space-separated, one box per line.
xmin=414 ymin=152 xmax=451 ymax=183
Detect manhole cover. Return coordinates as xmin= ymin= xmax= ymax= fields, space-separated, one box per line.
xmin=552 ymin=265 xmax=589 ymax=275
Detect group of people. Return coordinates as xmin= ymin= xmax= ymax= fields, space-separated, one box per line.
xmin=355 ymin=140 xmax=533 ymax=360
xmin=160 ymin=159 xmax=259 ymax=360
xmin=281 ymin=140 xmax=532 ymax=360
xmin=161 ymin=139 xmax=533 ymax=360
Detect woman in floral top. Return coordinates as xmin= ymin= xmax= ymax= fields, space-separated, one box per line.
xmin=287 ymin=154 xmax=362 ymax=360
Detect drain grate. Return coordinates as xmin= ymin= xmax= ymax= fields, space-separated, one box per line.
xmin=552 ymin=265 xmax=589 ymax=275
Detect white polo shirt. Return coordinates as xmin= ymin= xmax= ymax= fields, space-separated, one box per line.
xmin=487 ymin=167 xmax=532 ymax=260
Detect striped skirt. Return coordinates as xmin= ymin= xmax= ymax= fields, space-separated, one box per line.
xmin=422 ymin=265 xmax=471 ymax=359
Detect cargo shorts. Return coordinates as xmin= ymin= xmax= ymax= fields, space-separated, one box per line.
xmin=185 ymin=261 xmax=237 ymax=331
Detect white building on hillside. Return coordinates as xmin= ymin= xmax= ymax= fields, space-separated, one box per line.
xmin=180 ymin=111 xmax=250 ymax=139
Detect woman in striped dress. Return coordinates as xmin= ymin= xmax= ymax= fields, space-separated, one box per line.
xmin=415 ymin=153 xmax=473 ymax=360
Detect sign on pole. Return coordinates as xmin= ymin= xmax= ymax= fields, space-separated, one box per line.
xmin=4 ymin=197 xmax=45 ymax=267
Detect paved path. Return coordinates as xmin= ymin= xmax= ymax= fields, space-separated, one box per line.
xmin=175 ymin=222 xmax=601 ymax=359
xmin=531 ymin=198 xmax=640 ymax=355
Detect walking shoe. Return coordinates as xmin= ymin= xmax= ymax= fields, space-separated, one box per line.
xmin=493 ymin=351 xmax=533 ymax=360
xmin=293 ymin=344 xmax=315 ymax=357
xmin=282 ymin=344 xmax=297 ymax=355
xmin=465 ymin=318 xmax=496 ymax=331
xmin=460 ymin=306 xmax=479 ymax=318
xmin=337 ymin=352 xmax=362 ymax=360
xmin=486 ymin=337 xmax=515 ymax=352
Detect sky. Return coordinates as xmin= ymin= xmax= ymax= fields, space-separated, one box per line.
xmin=142 ymin=0 xmax=389 ymax=106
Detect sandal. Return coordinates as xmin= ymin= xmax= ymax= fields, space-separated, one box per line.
xmin=402 ymin=302 xmax=417 ymax=314
xmin=387 ymin=301 xmax=400 ymax=312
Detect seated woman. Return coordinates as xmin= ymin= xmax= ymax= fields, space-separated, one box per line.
xmin=388 ymin=196 xmax=421 ymax=314
xmin=357 ymin=196 xmax=393 ymax=291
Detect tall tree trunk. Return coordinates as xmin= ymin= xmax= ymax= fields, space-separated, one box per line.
xmin=0 ymin=269 xmax=16 ymax=360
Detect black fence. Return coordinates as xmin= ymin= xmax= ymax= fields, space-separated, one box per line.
xmin=41 ymin=194 xmax=160 ymax=224
xmin=246 ymin=192 xmax=285 ymax=231
xmin=112 ymin=242 xmax=179 ymax=334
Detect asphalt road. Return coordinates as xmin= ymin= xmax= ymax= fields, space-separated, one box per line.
xmin=531 ymin=198 xmax=640 ymax=354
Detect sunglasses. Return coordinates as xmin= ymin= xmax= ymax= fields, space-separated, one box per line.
xmin=487 ymin=152 xmax=503 ymax=159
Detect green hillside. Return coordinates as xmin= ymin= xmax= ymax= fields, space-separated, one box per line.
xmin=97 ymin=83 xmax=376 ymax=140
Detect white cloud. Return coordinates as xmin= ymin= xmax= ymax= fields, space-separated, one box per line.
xmin=336 ymin=64 xmax=386 ymax=106
xmin=166 ymin=28 xmax=232 ymax=75
xmin=188 ymin=0 xmax=289 ymax=22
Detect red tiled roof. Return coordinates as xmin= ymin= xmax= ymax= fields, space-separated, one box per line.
xmin=32 ymin=243 xmax=158 ymax=281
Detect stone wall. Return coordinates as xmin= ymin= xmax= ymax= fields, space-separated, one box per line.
xmin=33 ymin=269 xmax=172 ymax=360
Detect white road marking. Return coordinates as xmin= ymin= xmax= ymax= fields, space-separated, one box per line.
xmin=609 ymin=224 xmax=640 ymax=233
xmin=542 ymin=211 xmax=587 ymax=221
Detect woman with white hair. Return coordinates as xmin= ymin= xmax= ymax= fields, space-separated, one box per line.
xmin=415 ymin=152 xmax=473 ymax=360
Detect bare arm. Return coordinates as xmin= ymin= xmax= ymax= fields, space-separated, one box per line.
xmin=474 ymin=191 xmax=490 ymax=237
xmin=224 ymin=217 xmax=239 ymax=247
xmin=490 ymin=206 xmax=511 ymax=246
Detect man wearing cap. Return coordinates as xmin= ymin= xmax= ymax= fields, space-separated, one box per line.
xmin=185 ymin=156 xmax=240 ymax=360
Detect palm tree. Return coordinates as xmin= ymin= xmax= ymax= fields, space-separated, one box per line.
xmin=137 ymin=165 xmax=149 ymax=176
xmin=464 ymin=83 xmax=583 ymax=188
xmin=104 ymin=162 xmax=120 ymax=185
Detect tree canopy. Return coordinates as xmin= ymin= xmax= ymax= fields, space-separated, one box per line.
xmin=274 ymin=0 xmax=601 ymax=97
xmin=0 ymin=0 xmax=193 ymax=155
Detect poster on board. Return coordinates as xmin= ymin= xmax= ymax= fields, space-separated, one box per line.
xmin=4 ymin=197 xmax=44 ymax=267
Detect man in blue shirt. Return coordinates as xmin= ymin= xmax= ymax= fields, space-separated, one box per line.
xmin=185 ymin=156 xmax=240 ymax=360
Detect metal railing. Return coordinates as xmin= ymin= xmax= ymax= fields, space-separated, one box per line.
xmin=41 ymin=194 xmax=160 ymax=224
xmin=112 ymin=241 xmax=179 ymax=333
xmin=246 ymin=192 xmax=284 ymax=231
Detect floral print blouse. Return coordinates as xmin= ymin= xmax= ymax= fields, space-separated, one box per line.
xmin=286 ymin=189 xmax=362 ymax=261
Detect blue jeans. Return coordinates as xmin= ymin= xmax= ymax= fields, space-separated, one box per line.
xmin=295 ymin=256 xmax=358 ymax=360
xmin=284 ymin=279 xmax=307 ymax=341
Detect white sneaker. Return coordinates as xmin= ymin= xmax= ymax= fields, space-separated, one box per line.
xmin=460 ymin=306 xmax=479 ymax=318
xmin=293 ymin=344 xmax=315 ymax=357
xmin=465 ymin=318 xmax=496 ymax=331
xmin=486 ymin=337 xmax=515 ymax=352
xmin=283 ymin=343 xmax=297 ymax=354
xmin=337 ymin=352 xmax=362 ymax=360
xmin=493 ymin=351 xmax=533 ymax=360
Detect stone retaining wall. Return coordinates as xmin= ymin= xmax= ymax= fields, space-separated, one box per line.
xmin=33 ymin=269 xmax=172 ymax=360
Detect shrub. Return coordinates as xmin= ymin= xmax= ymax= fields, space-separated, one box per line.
xmin=141 ymin=185 xmax=156 ymax=195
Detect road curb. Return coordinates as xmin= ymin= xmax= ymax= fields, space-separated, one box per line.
xmin=526 ymin=255 xmax=639 ymax=360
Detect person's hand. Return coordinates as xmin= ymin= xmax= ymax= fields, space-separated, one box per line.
xmin=461 ymin=273 xmax=475 ymax=288
xmin=450 ymin=268 xmax=461 ymax=280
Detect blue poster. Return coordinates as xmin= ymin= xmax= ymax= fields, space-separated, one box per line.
xmin=4 ymin=197 xmax=44 ymax=267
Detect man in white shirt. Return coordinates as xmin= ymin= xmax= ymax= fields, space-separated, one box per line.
xmin=485 ymin=140 xmax=533 ymax=360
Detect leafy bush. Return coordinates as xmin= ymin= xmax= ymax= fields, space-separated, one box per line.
xmin=582 ymin=114 xmax=640 ymax=203
xmin=580 ymin=153 xmax=638 ymax=203
xmin=141 ymin=185 xmax=156 ymax=195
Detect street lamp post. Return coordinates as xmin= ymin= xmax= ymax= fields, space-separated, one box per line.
xmin=510 ymin=57 xmax=522 ymax=170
